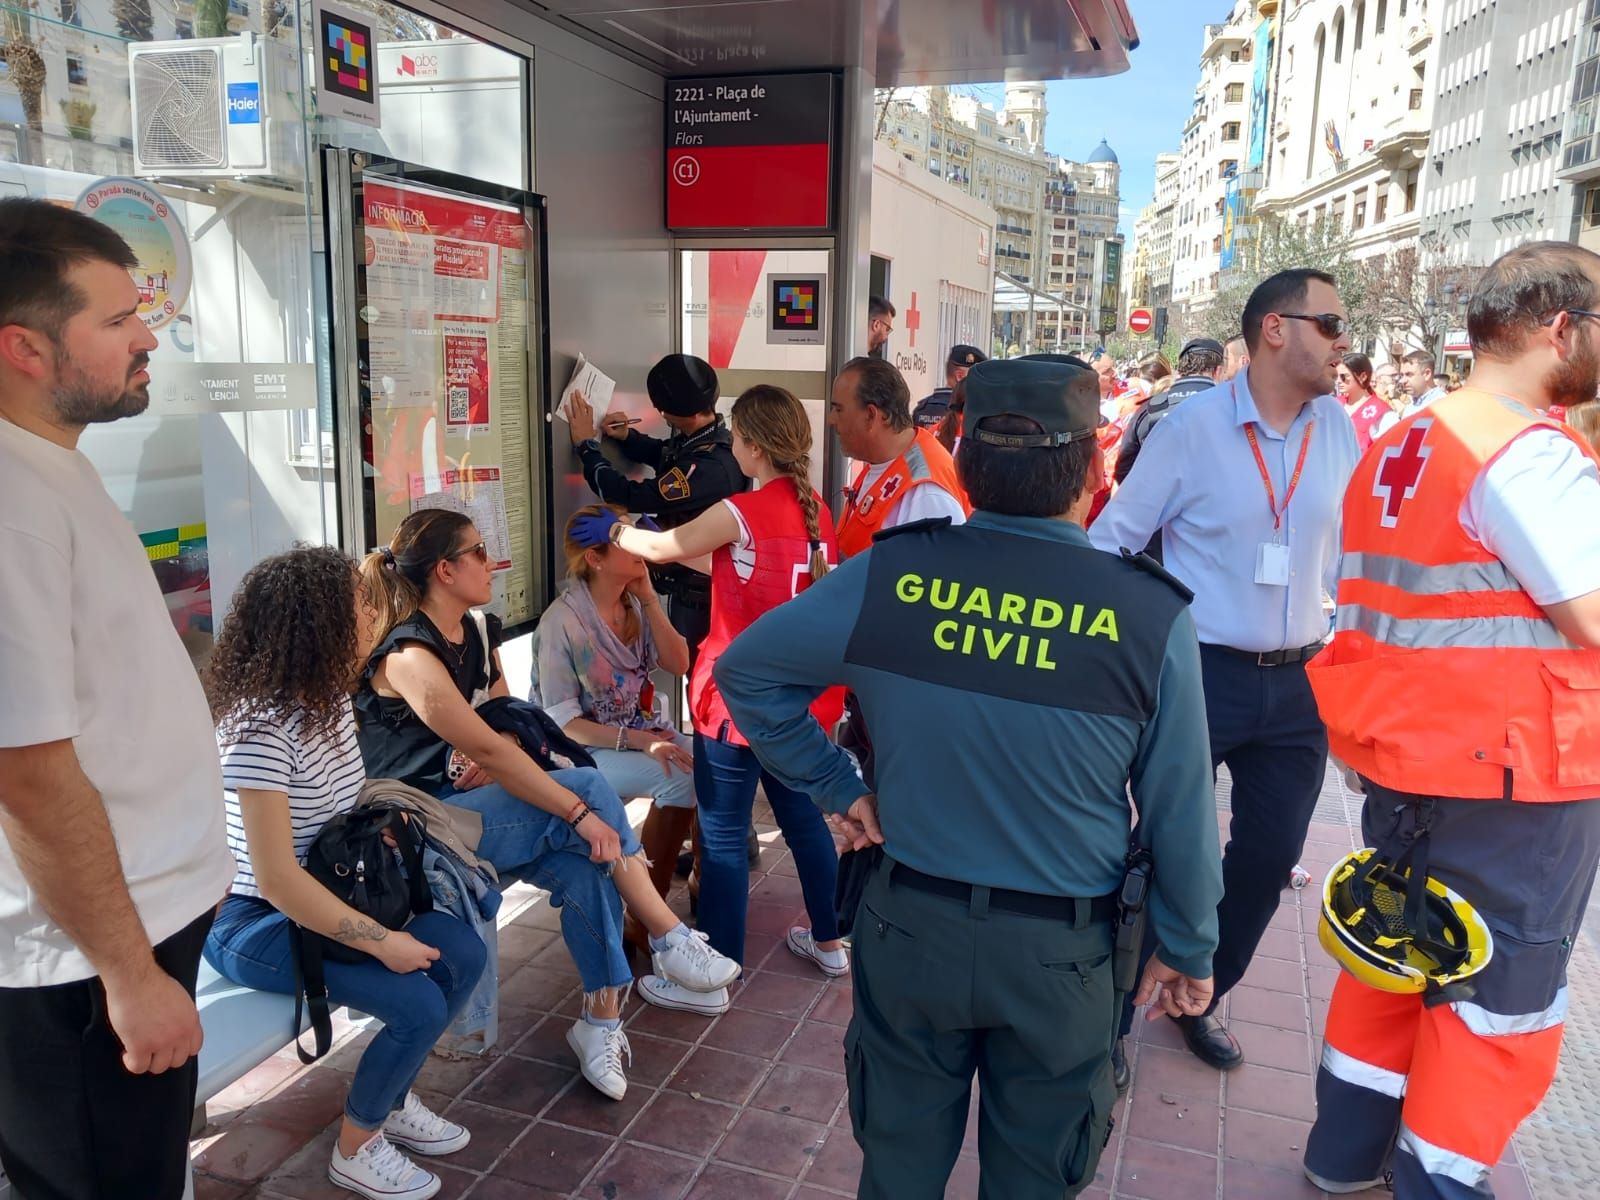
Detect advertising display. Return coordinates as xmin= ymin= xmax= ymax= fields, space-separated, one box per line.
xmin=1247 ymin=17 xmax=1273 ymax=174
xmin=354 ymin=173 xmax=542 ymax=627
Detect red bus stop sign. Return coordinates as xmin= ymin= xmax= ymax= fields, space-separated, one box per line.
xmin=1128 ymin=308 xmax=1154 ymax=335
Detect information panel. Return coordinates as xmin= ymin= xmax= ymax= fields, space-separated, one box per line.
xmin=354 ymin=173 xmax=542 ymax=628
xmin=666 ymin=73 xmax=834 ymax=231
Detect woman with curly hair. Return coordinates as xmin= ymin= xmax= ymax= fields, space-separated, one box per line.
xmin=537 ymin=504 xmax=698 ymax=961
xmin=355 ymin=508 xmax=738 ymax=1099
xmin=572 ymin=385 xmax=847 ymax=976
xmin=203 ymin=546 xmax=486 ymax=1200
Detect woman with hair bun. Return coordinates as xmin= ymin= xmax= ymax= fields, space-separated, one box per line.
xmin=573 ymin=385 xmax=847 ymax=976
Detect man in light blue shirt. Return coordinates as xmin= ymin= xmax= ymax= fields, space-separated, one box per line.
xmin=1376 ymin=348 xmax=1447 ymax=435
xmin=1091 ymin=268 xmax=1360 ymax=1074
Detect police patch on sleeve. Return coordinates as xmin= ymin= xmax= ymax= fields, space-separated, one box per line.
xmin=843 ymin=525 xmax=1184 ymax=718
xmin=658 ymin=466 xmax=692 ymax=501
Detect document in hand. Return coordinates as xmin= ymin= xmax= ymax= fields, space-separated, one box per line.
xmin=557 ymin=353 xmax=616 ymax=422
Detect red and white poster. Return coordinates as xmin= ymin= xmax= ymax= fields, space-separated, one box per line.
xmin=442 ymin=323 xmax=490 ymax=429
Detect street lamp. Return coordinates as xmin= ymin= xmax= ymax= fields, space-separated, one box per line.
xmin=1428 ymin=281 xmax=1468 ymax=371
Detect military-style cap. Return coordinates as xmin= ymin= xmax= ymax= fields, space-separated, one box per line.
xmin=646 ymin=354 xmax=719 ymax=417
xmin=964 ymin=357 xmax=1102 ymax=448
xmin=1180 ymin=336 xmax=1226 ymax=358
xmin=947 ymin=344 xmax=987 ymax=368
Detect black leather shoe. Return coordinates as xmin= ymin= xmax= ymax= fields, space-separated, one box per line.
xmin=1174 ymin=1013 xmax=1244 ymax=1070
xmin=1112 ymin=1038 xmax=1130 ymax=1093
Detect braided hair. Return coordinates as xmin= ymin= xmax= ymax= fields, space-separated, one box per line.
xmin=730 ymin=385 xmax=829 ymax=581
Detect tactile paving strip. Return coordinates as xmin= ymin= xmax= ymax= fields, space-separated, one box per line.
xmin=1518 ymin=929 xmax=1600 ymax=1199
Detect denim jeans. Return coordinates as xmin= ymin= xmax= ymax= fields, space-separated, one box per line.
xmin=205 ymin=898 xmax=487 ymax=1129
xmin=439 ymin=766 xmax=636 ymax=993
xmin=591 ymin=732 xmax=697 ymax=809
xmin=693 ymin=733 xmax=841 ymax=963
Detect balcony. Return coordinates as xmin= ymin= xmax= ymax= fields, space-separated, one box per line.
xmin=1202 ymin=21 xmax=1250 ymax=62
xmin=1406 ymin=18 xmax=1434 ymax=56
xmin=1370 ymin=126 xmax=1430 ymax=171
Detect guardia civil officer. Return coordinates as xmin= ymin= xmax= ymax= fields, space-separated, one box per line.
xmin=911 ymin=343 xmax=987 ymax=431
xmin=715 ymin=356 xmax=1223 ymax=1200
xmin=566 ymin=353 xmax=745 ymax=671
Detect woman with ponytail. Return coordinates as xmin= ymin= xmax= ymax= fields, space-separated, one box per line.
xmin=571 ymin=385 xmax=847 ymax=976
xmin=354 ymin=510 xmax=738 ymax=1102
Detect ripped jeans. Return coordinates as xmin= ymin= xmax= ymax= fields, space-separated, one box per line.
xmin=440 ymin=767 xmax=639 ymax=995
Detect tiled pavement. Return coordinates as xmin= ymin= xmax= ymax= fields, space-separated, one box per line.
xmin=190 ymin=778 xmax=1557 ymax=1200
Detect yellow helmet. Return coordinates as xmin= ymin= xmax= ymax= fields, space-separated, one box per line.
xmin=1318 ymin=848 xmax=1493 ymax=996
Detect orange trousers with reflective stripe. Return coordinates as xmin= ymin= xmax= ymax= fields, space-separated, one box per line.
xmin=1324 ymin=972 xmax=1563 ymax=1170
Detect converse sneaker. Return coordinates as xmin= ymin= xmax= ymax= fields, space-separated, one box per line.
xmin=636 ymin=973 xmax=731 ymax=1016
xmin=383 ymin=1090 xmax=471 ymax=1156
xmin=329 ymin=1133 xmax=440 ymax=1200
xmin=786 ymin=926 xmax=850 ymax=978
xmin=652 ymin=928 xmax=740 ymax=993
xmin=567 ymin=1018 xmax=631 ymax=1101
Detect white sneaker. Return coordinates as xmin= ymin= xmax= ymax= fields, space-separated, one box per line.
xmin=383 ymin=1090 xmax=471 ymax=1156
xmin=567 ymin=1018 xmax=631 ymax=1101
xmin=786 ymin=927 xmax=850 ymax=978
xmin=652 ymin=928 xmax=740 ymax=993
xmin=329 ymin=1133 xmax=440 ymax=1200
xmin=636 ymin=973 xmax=731 ymax=1016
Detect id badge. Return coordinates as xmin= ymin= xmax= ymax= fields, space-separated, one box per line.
xmin=1255 ymin=542 xmax=1291 ymax=587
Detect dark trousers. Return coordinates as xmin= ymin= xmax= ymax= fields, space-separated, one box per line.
xmin=846 ymin=857 xmax=1117 ymax=1200
xmin=0 ymin=908 xmax=214 ymax=1200
xmin=668 ymin=595 xmax=711 ymax=680
xmin=1119 ymin=645 xmax=1327 ymax=1036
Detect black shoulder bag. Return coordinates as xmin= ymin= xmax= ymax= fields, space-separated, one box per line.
xmin=290 ymin=806 xmax=433 ymax=1063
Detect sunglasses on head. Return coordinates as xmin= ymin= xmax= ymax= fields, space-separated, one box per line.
xmin=1277 ymin=312 xmax=1348 ymax=338
xmin=446 ymin=540 xmax=488 ymax=564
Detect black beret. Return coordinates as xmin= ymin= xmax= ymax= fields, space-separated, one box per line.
xmin=947 ymin=344 xmax=988 ymax=367
xmin=964 ymin=358 xmax=1102 ymax=448
xmin=646 ymin=354 xmax=719 ymax=417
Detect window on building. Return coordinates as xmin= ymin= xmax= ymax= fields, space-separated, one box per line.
xmin=1375 ymin=192 xmax=1389 ymax=222
xmin=1354 ymin=0 xmax=1365 ymax=50
xmin=1223 ymin=121 xmax=1242 ymax=141
xmin=59 ymin=0 xmax=81 ymax=25
xmin=1314 ymin=203 xmax=1327 ymax=225
xmin=1213 ymin=235 xmax=1223 ymax=253
xmin=1585 ymin=187 xmax=1600 ymax=230
xmin=1376 ymin=0 xmax=1387 ymax=34
xmin=1334 ymin=10 xmax=1346 ymax=62
xmin=1404 ymin=178 xmax=1417 ymax=212
xmin=1353 ymin=197 xmax=1367 ymax=227
xmin=1410 ymin=88 xmax=1423 ymax=109
xmin=66 ymin=55 xmax=87 ymax=85
xmin=1226 ymin=82 xmax=1245 ymax=103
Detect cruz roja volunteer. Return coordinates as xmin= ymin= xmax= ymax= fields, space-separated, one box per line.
xmin=715 ymin=355 xmax=1222 ymax=1200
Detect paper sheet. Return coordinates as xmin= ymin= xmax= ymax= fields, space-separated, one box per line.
xmin=556 ymin=353 xmax=615 ymax=422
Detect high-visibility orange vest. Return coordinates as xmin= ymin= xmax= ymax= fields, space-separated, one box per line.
xmin=1307 ymin=388 xmax=1600 ymax=803
xmin=836 ymin=427 xmax=970 ymax=560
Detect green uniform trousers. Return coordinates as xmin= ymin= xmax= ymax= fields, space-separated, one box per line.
xmin=843 ymin=856 xmax=1119 ymax=1200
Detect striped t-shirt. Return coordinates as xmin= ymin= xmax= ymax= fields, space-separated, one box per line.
xmin=219 ymin=705 xmax=366 ymax=899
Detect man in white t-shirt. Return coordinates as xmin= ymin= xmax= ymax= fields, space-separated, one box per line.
xmin=0 ymin=199 xmax=236 ymax=1199
xmin=829 ymin=355 xmax=968 ymax=561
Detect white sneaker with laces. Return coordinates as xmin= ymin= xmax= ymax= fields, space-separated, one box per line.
xmin=329 ymin=1133 xmax=440 ymax=1200
xmin=383 ymin=1090 xmax=471 ymax=1156
xmin=786 ymin=926 xmax=850 ymax=978
xmin=567 ymin=1018 xmax=631 ymax=1100
xmin=652 ymin=928 xmax=740 ymax=993
xmin=636 ymin=973 xmax=731 ymax=1016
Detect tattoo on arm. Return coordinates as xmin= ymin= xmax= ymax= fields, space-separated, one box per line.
xmin=334 ymin=917 xmax=389 ymax=944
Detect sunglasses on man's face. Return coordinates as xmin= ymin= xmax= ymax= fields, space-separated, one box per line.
xmin=446 ymin=540 xmax=488 ymax=564
xmin=1277 ymin=312 xmax=1349 ymax=339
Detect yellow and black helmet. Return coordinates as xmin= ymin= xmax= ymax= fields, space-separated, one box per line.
xmin=1318 ymin=848 xmax=1493 ymax=996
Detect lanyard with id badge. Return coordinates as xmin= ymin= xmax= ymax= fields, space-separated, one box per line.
xmin=1243 ymin=417 xmax=1314 ymax=587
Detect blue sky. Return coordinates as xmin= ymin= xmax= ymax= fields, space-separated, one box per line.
xmin=974 ymin=0 xmax=1229 ymax=248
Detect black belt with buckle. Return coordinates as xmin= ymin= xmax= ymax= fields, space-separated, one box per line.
xmin=889 ymin=862 xmax=1117 ymax=928
xmin=1204 ymin=641 xmax=1323 ymax=668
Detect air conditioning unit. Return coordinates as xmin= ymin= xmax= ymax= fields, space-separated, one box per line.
xmin=128 ymin=33 xmax=303 ymax=180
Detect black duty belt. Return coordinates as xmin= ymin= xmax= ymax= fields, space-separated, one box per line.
xmin=1203 ymin=641 xmax=1323 ymax=668
xmin=889 ymin=862 xmax=1117 ymax=928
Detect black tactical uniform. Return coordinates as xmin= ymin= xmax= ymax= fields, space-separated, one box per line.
xmin=911 ymin=343 xmax=987 ymax=431
xmin=573 ymin=354 xmax=745 ymax=668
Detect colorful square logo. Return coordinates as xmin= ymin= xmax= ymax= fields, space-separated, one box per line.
xmin=772 ymin=279 xmax=819 ymax=330
xmin=321 ymin=13 xmax=373 ymax=102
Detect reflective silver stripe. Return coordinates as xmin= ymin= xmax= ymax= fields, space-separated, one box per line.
xmin=1335 ymin=603 xmax=1575 ymax=650
xmin=1321 ymin=1043 xmax=1407 ymax=1098
xmin=1343 ymin=551 xmax=1521 ymax=596
xmin=1452 ymin=987 xmax=1568 ymax=1037
xmin=1396 ymin=1123 xmax=1493 ymax=1188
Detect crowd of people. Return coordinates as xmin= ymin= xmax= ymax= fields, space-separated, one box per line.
xmin=4 ymin=193 xmax=1600 ymax=1200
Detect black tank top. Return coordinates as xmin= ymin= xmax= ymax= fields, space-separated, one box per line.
xmin=352 ymin=610 xmax=503 ymax=792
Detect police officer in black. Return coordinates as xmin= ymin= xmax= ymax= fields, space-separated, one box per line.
xmin=714 ymin=356 xmax=1224 ymax=1200
xmin=911 ymin=343 xmax=987 ymax=431
xmin=566 ymin=353 xmax=745 ymax=669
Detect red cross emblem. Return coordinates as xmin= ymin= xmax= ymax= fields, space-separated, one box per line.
xmin=905 ymin=291 xmax=921 ymax=348
xmin=1373 ymin=419 xmax=1433 ymax=528
xmin=880 ymin=475 xmax=903 ymax=503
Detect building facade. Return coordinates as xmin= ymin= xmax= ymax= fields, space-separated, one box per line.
xmin=1428 ymin=0 xmax=1583 ymax=264
xmin=1253 ymin=0 xmax=1437 ymax=262
xmin=1554 ymin=2 xmax=1600 ymax=253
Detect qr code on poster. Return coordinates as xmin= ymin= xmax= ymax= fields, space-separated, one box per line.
xmin=448 ymin=387 xmax=469 ymax=423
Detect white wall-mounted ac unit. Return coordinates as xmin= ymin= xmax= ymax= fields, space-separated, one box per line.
xmin=129 ymin=33 xmax=304 ymax=180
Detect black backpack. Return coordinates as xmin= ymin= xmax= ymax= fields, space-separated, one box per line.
xmin=291 ymin=806 xmax=433 ymax=1063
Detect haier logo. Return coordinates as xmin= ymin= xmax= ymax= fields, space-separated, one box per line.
xmin=226 ymin=82 xmax=261 ymax=124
